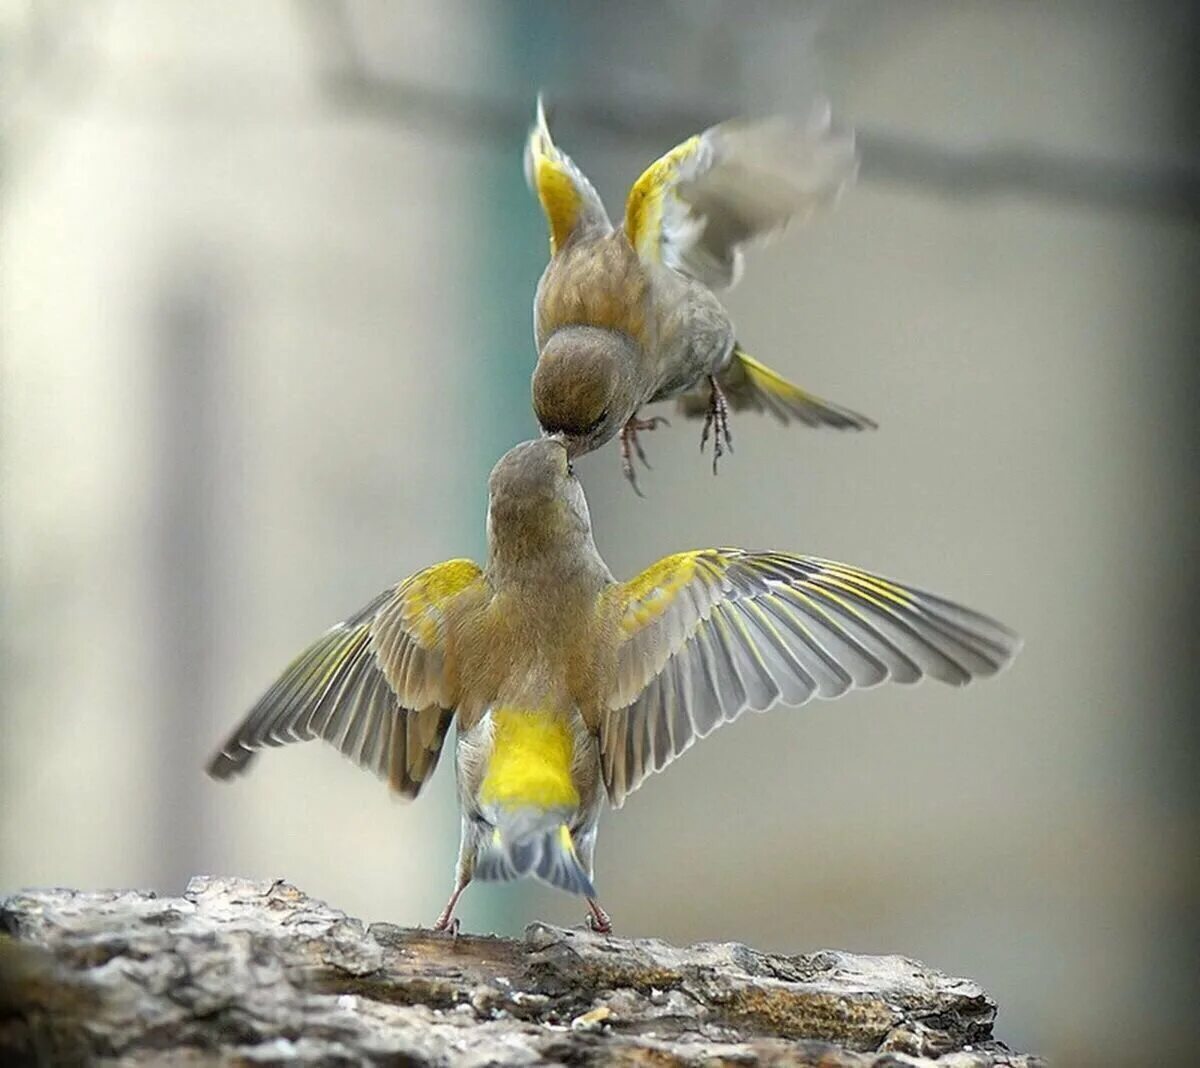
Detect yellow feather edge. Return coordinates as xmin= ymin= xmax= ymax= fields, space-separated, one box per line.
xmin=535 ymin=157 xmax=581 ymax=254
xmin=737 ymin=350 xmax=821 ymax=404
xmin=614 ymin=550 xmax=709 ymax=633
xmin=401 ymin=559 xmax=481 ymax=646
xmin=624 ymin=135 xmax=700 ymax=261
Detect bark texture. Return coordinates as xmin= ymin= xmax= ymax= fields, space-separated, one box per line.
xmin=0 ymin=876 xmax=1042 ymax=1066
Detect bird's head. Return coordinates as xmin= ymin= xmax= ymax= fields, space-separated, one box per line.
xmin=486 ymin=438 xmax=593 ymax=569
xmin=532 ymin=326 xmax=637 ymax=456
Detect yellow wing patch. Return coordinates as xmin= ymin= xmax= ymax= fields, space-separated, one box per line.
xmin=613 ymin=550 xmax=713 ymax=632
xmin=624 ymin=135 xmax=700 ymax=261
xmin=480 ymin=709 xmax=580 ymax=810
xmin=534 ymin=157 xmax=583 ymax=254
xmin=526 ymin=95 xmax=610 ymax=255
xmin=400 ymin=558 xmax=482 ymax=647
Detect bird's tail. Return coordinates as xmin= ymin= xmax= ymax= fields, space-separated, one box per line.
xmin=474 ymin=810 xmax=595 ymax=897
xmin=678 ymin=347 xmax=877 ymax=431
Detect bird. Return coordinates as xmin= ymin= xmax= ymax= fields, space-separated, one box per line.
xmin=206 ymin=438 xmax=1020 ymax=933
xmin=526 ymin=95 xmax=876 ymax=493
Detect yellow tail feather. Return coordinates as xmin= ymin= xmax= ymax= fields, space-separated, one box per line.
xmin=731 ymin=348 xmax=877 ymax=430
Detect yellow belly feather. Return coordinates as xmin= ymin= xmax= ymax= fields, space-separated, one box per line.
xmin=479 ymin=709 xmax=579 ymax=810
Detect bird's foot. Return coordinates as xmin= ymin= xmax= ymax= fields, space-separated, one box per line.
xmin=432 ymin=882 xmax=466 ymax=938
xmin=699 ymin=376 xmax=733 ymax=474
xmin=619 ymin=414 xmax=669 ymax=495
xmin=585 ymin=898 xmax=613 ymax=934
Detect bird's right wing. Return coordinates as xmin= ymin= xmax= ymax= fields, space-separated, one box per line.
xmin=624 ymin=100 xmax=857 ymax=290
xmin=525 ymin=94 xmax=611 ymax=254
xmin=206 ymin=559 xmax=484 ymax=799
xmin=598 ymin=550 xmax=1019 ymax=806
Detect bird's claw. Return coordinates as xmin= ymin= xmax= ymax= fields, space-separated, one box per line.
xmin=432 ymin=883 xmax=466 ymax=939
xmin=585 ymin=899 xmax=612 ymax=934
xmin=699 ymin=377 xmax=733 ymax=474
xmin=619 ymin=415 xmax=669 ymax=494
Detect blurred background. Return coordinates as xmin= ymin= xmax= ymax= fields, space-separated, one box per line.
xmin=3 ymin=1 xmax=1198 ymax=1063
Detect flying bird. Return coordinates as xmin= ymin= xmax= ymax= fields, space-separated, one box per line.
xmin=527 ymin=95 xmax=875 ymax=493
xmin=207 ymin=439 xmax=1019 ymax=933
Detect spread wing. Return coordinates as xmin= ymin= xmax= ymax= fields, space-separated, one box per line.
xmin=206 ymin=559 xmax=483 ymax=799
xmin=525 ymin=94 xmax=611 ymax=254
xmin=599 ymin=550 xmax=1020 ymax=806
xmin=623 ymin=100 xmax=857 ymax=290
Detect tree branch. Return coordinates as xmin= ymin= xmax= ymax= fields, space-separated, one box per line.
xmin=1 ymin=875 xmax=1042 ymax=1066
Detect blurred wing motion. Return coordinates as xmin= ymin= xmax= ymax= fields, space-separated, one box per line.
xmin=206 ymin=559 xmax=483 ymax=798
xmin=624 ymin=100 xmax=858 ymax=289
xmin=525 ymin=94 xmax=612 ymax=253
xmin=599 ymin=550 xmax=1019 ymax=806
xmin=678 ymin=347 xmax=877 ymax=430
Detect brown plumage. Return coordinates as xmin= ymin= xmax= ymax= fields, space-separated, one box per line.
xmin=207 ymin=439 xmax=1019 ymax=932
xmin=525 ymin=95 xmax=876 ymax=492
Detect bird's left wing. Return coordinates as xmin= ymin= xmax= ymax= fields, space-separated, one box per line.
xmin=525 ymin=94 xmax=611 ymax=254
xmin=623 ymin=100 xmax=857 ymax=290
xmin=206 ymin=559 xmax=483 ymax=799
xmin=598 ymin=550 xmax=1019 ymax=806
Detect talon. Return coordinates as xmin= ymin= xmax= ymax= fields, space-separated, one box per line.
xmin=432 ymin=881 xmax=467 ymax=934
xmin=631 ymin=433 xmax=651 ymax=470
xmin=618 ymin=413 xmax=668 ymax=493
xmin=701 ymin=376 xmax=732 ymax=474
xmin=585 ymin=899 xmax=612 ymax=934
xmin=619 ymin=437 xmax=645 ymax=497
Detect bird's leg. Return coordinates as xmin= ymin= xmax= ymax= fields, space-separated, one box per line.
xmin=618 ymin=413 xmax=670 ymax=494
xmin=432 ymin=877 xmax=468 ymax=936
xmin=585 ymin=898 xmax=613 ymax=934
xmin=699 ymin=376 xmax=733 ymax=474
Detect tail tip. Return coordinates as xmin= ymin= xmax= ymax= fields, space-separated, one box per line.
xmin=476 ymin=823 xmax=596 ymax=898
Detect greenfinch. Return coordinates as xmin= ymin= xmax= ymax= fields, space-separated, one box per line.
xmin=526 ymin=96 xmax=875 ymax=493
xmin=207 ymin=439 xmax=1019 ymax=932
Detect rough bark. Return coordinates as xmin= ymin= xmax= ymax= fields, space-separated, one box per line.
xmin=0 ymin=876 xmax=1042 ymax=1066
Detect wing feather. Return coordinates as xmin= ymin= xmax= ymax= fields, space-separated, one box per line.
xmin=714 ymin=605 xmax=779 ymax=713
xmin=525 ymin=94 xmax=611 ymax=253
xmin=683 ymin=635 xmax=722 ymax=739
xmin=206 ymin=559 xmax=481 ymax=799
xmin=599 ymin=550 xmax=1020 ymax=806
xmin=624 ymin=100 xmax=858 ymax=289
xmin=736 ymin=600 xmax=820 ymax=705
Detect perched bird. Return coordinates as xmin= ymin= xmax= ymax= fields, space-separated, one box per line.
xmin=526 ymin=95 xmax=875 ymax=492
xmin=207 ymin=439 xmax=1019 ymax=933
